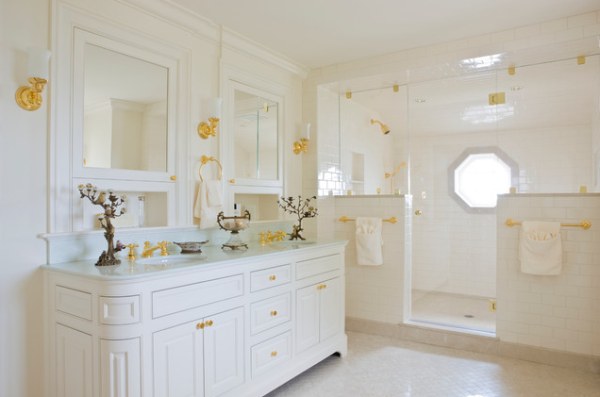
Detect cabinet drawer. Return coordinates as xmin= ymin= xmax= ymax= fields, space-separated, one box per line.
xmin=296 ymin=254 xmax=340 ymax=280
xmin=55 ymin=286 xmax=92 ymax=321
xmin=152 ymin=275 xmax=243 ymax=318
xmin=250 ymin=292 xmax=291 ymax=335
xmin=250 ymin=264 xmax=291 ymax=292
xmin=99 ymin=295 xmax=140 ymax=325
xmin=251 ymin=331 xmax=291 ymax=379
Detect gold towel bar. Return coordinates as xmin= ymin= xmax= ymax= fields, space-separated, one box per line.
xmin=505 ymin=218 xmax=591 ymax=230
xmin=199 ymin=155 xmax=223 ymax=182
xmin=338 ymin=216 xmax=397 ymax=224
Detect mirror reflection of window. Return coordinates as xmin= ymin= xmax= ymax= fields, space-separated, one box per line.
xmin=233 ymin=89 xmax=279 ymax=180
xmin=83 ymin=44 xmax=168 ymax=172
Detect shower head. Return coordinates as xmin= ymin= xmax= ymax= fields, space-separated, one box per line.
xmin=371 ymin=118 xmax=390 ymax=135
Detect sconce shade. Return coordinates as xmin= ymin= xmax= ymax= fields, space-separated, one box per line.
xmin=27 ymin=47 xmax=51 ymax=79
xmin=210 ymin=97 xmax=222 ymax=119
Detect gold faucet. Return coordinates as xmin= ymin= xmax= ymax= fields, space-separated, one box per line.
xmin=142 ymin=241 xmax=169 ymax=258
xmin=126 ymin=243 xmax=139 ymax=261
xmin=259 ymin=230 xmax=287 ymax=246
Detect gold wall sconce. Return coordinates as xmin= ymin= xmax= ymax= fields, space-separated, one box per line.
xmin=198 ymin=97 xmax=222 ymax=139
xmin=15 ymin=47 xmax=51 ymax=111
xmin=293 ymin=123 xmax=311 ymax=155
xmin=370 ymin=118 xmax=390 ymax=134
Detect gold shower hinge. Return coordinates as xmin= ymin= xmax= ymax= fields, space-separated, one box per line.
xmin=577 ymin=55 xmax=586 ymax=65
xmin=488 ymin=299 xmax=497 ymax=312
xmin=508 ymin=65 xmax=516 ymax=75
xmin=488 ymin=92 xmax=506 ymax=105
xmin=393 ymin=84 xmax=399 ymax=92
xmin=345 ymin=90 xmax=352 ymax=99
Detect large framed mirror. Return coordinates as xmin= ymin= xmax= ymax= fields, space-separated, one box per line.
xmin=71 ymin=27 xmax=177 ymax=182
xmin=228 ymin=81 xmax=283 ymax=187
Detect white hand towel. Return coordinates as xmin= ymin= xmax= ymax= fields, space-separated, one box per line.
xmin=193 ymin=180 xmax=223 ymax=229
xmin=519 ymin=221 xmax=562 ymax=275
xmin=355 ymin=217 xmax=383 ymax=266
xmin=206 ymin=180 xmax=223 ymax=207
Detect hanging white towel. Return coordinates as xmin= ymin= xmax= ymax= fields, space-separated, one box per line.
xmin=519 ymin=221 xmax=562 ymax=275
xmin=355 ymin=217 xmax=383 ymax=266
xmin=194 ymin=180 xmax=223 ymax=229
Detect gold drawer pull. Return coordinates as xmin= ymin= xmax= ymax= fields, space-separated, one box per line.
xmin=229 ymin=179 xmax=236 ymax=184
xmin=268 ymin=275 xmax=277 ymax=281
xmin=270 ymin=310 xmax=278 ymax=317
xmin=205 ymin=320 xmax=214 ymax=327
xmin=317 ymin=284 xmax=327 ymax=290
xmin=270 ymin=351 xmax=278 ymax=357
xmin=196 ymin=322 xmax=205 ymax=329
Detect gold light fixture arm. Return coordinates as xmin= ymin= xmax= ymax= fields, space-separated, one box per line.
xmin=198 ymin=117 xmax=220 ymax=139
xmin=16 ymin=77 xmax=47 ymax=111
xmin=293 ymin=138 xmax=309 ymax=155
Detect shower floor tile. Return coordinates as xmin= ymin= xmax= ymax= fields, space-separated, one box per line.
xmin=266 ymin=331 xmax=600 ymax=397
xmin=411 ymin=290 xmax=496 ymax=333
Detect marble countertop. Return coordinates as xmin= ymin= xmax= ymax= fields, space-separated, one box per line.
xmin=41 ymin=240 xmax=346 ymax=280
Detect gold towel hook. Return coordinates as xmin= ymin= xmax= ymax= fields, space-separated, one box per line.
xmin=199 ymin=155 xmax=223 ymax=182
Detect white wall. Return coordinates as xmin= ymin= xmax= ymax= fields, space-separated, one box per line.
xmin=497 ymin=194 xmax=600 ymax=356
xmin=319 ymin=196 xmax=407 ymax=323
xmin=0 ymin=1 xmax=49 ymax=396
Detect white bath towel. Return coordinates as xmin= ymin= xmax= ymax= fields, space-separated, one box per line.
xmin=519 ymin=221 xmax=562 ymax=275
xmin=355 ymin=217 xmax=383 ymax=266
xmin=194 ymin=180 xmax=223 ymax=229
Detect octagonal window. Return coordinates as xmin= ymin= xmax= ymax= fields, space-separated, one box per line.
xmin=449 ymin=147 xmax=518 ymax=213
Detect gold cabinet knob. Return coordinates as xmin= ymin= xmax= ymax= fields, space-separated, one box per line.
xmin=170 ymin=175 xmax=177 ymax=181
xmin=270 ymin=351 xmax=278 ymax=357
xmin=205 ymin=319 xmax=214 ymax=327
xmin=322 ymin=284 xmax=327 ymax=289
xmin=268 ymin=275 xmax=277 ymax=281
xmin=415 ymin=209 xmax=423 ymax=216
xmin=196 ymin=322 xmax=205 ymax=329
xmin=270 ymin=310 xmax=278 ymax=317
xmin=229 ymin=179 xmax=236 ymax=184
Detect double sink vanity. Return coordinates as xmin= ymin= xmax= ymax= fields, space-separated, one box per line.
xmin=44 ymin=240 xmax=347 ymax=397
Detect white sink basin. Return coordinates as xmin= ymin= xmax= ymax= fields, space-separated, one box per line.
xmin=137 ymin=255 xmax=204 ymax=266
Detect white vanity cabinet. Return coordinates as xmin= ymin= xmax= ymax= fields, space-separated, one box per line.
xmin=44 ymin=241 xmax=347 ymax=397
xmin=153 ymin=307 xmax=244 ymax=397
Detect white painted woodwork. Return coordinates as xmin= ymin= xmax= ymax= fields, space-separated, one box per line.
xmin=45 ymin=242 xmax=347 ymax=397
xmin=100 ymin=338 xmax=141 ymax=397
xmin=55 ymin=325 xmax=93 ymax=397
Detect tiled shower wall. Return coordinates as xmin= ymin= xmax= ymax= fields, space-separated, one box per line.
xmin=318 ymin=196 xmax=407 ymax=323
xmin=496 ymin=194 xmax=600 ymax=356
xmin=411 ymin=123 xmax=593 ymax=297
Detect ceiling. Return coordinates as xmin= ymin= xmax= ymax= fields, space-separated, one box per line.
xmin=170 ymin=0 xmax=599 ymax=68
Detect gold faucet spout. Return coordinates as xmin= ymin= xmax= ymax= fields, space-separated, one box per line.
xmin=142 ymin=241 xmax=169 ymax=258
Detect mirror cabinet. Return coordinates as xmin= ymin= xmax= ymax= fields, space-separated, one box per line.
xmin=223 ymin=79 xmax=284 ymax=221
xmin=51 ymin=11 xmax=186 ymax=233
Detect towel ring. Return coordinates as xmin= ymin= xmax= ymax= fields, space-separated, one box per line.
xmin=199 ymin=155 xmax=223 ymax=182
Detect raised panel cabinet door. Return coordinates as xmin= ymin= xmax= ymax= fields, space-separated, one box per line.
xmin=295 ymin=284 xmax=320 ymax=353
xmin=56 ymin=324 xmax=93 ymax=397
xmin=203 ymin=307 xmax=245 ymax=397
xmin=100 ymin=338 xmax=141 ymax=397
xmin=153 ymin=320 xmax=204 ymax=397
xmin=319 ymin=277 xmax=342 ymax=343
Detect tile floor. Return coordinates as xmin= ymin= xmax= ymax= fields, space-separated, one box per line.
xmin=266 ymin=331 xmax=600 ymax=397
xmin=412 ymin=291 xmax=496 ymax=334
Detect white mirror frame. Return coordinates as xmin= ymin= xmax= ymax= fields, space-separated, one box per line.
xmin=50 ymin=6 xmax=189 ymax=232
xmin=220 ymin=65 xmax=286 ymax=215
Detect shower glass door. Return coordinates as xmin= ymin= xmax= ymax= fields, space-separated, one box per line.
xmin=408 ymin=67 xmax=500 ymax=334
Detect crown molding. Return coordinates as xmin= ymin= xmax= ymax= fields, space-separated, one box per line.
xmin=117 ymin=0 xmax=309 ymax=78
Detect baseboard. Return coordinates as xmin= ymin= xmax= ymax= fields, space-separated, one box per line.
xmin=346 ymin=317 xmax=600 ymax=374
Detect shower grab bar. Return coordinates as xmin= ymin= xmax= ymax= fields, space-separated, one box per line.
xmin=338 ymin=216 xmax=397 ymax=224
xmin=505 ymin=218 xmax=591 ymax=230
